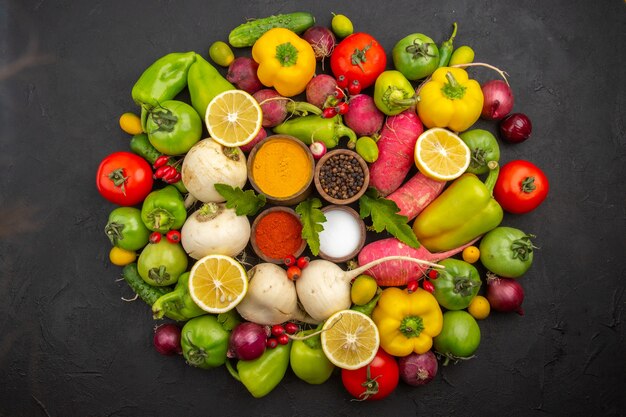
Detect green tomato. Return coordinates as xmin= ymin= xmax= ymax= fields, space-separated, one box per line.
xmin=331 ymin=13 xmax=353 ymax=38
xmin=449 ymin=45 xmax=475 ymax=66
xmin=146 ymin=100 xmax=202 ymax=155
xmin=181 ymin=315 xmax=230 ymax=369
xmin=137 ymin=239 xmax=188 ymax=286
xmin=433 ymin=311 xmax=481 ymax=361
xmin=392 ymin=33 xmax=440 ymax=81
xmin=104 ymin=207 xmax=150 ymax=251
xmin=479 ymin=226 xmax=535 ymax=278
xmin=355 ymin=137 xmax=379 ymax=163
xmin=209 ymin=41 xmax=234 ymax=67
xmin=290 ymin=330 xmax=335 ymax=385
xmin=431 ymin=258 xmax=481 ymax=310
xmin=459 ymin=129 xmax=500 ymax=175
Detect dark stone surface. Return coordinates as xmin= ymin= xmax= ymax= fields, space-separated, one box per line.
xmin=1 ymin=1 xmax=624 ymax=416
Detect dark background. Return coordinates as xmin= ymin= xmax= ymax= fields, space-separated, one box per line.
xmin=1 ymin=0 xmax=624 ymax=416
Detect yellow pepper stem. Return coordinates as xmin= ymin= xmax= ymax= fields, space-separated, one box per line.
xmin=275 ymin=42 xmax=299 ymax=67
xmin=441 ymin=71 xmax=467 ymax=99
xmin=399 ymin=316 xmax=424 ymax=338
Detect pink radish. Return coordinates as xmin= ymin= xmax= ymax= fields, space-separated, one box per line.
xmin=386 ymin=173 xmax=446 ymax=221
xmin=368 ymin=110 xmax=424 ymax=196
xmin=227 ymin=57 xmax=262 ymax=94
xmin=357 ymin=237 xmax=480 ymax=286
xmin=343 ymin=94 xmax=385 ymax=137
xmin=253 ymin=89 xmax=321 ymax=128
xmin=305 ymin=74 xmax=338 ymax=109
xmin=239 ymin=128 xmax=267 ymax=153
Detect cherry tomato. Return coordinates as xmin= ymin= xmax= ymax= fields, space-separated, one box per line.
xmin=166 ymin=230 xmax=181 ymax=243
xmin=119 ymin=112 xmax=143 ymax=135
xmin=341 ymin=348 xmax=399 ymax=401
xmin=109 ymin=247 xmax=137 ymax=266
xmin=468 ymin=295 xmax=490 ymax=320
xmin=462 ymin=246 xmax=481 ymax=264
xmin=96 ymin=152 xmax=153 ymax=206
xmin=493 ymin=160 xmax=549 ymax=214
xmin=330 ymin=33 xmax=387 ymax=89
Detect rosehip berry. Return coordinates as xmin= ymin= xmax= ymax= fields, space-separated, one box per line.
xmin=348 ymin=80 xmax=361 ymax=95
xmin=284 ymin=255 xmax=297 ymax=266
xmin=153 ymin=155 xmax=170 ymax=169
xmin=322 ymin=107 xmax=337 ymax=118
xmin=406 ymin=280 xmax=419 ymax=294
xmin=336 ymin=74 xmax=348 ymax=88
xmin=165 ymin=230 xmax=181 ymax=243
xmin=296 ymin=256 xmax=309 ymax=269
xmin=287 ymin=266 xmax=302 ymax=281
xmin=423 ymin=280 xmax=435 ymax=293
xmin=335 ymin=101 xmax=350 ymax=115
xmin=284 ymin=322 xmax=299 ymax=335
xmin=266 ymin=338 xmax=278 ymax=349
xmin=149 ymin=232 xmax=162 ymax=244
xmin=333 ymin=87 xmax=346 ymax=100
xmin=271 ymin=324 xmax=285 ymax=337
xmin=153 ymin=165 xmax=169 ymax=179
xmin=277 ymin=333 xmax=290 ymax=345
xmin=427 ymin=269 xmax=439 ymax=280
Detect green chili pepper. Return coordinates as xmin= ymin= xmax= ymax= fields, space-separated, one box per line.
xmin=413 ymin=161 xmax=503 ymax=252
xmin=273 ymin=115 xmax=357 ymax=149
xmin=129 ymin=133 xmax=187 ymax=193
xmin=131 ymin=52 xmax=196 ymax=108
xmin=226 ymin=341 xmax=291 ymax=398
xmin=290 ymin=327 xmax=335 ymax=385
xmin=430 ymin=259 xmax=481 ymax=310
xmin=181 ymin=315 xmax=230 ymax=369
xmin=351 ymin=289 xmax=382 ymax=317
xmin=373 ymin=70 xmax=418 ymax=116
xmin=152 ymin=272 xmax=206 ymax=321
xmin=437 ymin=22 xmax=458 ymax=68
xmin=187 ymin=54 xmax=235 ymax=119
xmin=140 ymin=185 xmax=187 ymax=233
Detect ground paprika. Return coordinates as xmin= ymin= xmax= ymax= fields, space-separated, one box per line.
xmin=254 ymin=211 xmax=303 ymax=260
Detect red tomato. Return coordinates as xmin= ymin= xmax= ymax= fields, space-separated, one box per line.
xmin=96 ymin=152 xmax=153 ymax=206
xmin=330 ymin=33 xmax=386 ymax=89
xmin=493 ymin=160 xmax=549 ymax=214
xmin=341 ymin=348 xmax=399 ymax=401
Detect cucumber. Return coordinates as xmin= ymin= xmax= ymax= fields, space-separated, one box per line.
xmin=228 ymin=12 xmax=315 ymax=48
xmin=129 ymin=133 xmax=187 ymax=193
xmin=121 ymin=263 xmax=172 ymax=306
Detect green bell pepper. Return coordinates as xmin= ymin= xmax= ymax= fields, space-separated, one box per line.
xmin=181 ymin=315 xmax=230 ymax=369
xmin=273 ymin=115 xmax=357 ymax=149
xmin=140 ymin=185 xmax=187 ymax=233
xmin=152 ymin=272 xmax=205 ymax=321
xmin=373 ymin=70 xmax=419 ymax=116
xmin=105 ymin=207 xmax=150 ymax=251
xmin=226 ymin=342 xmax=291 ymax=398
xmin=413 ymin=161 xmax=503 ymax=252
xmin=187 ymin=54 xmax=235 ymax=119
xmin=290 ymin=327 xmax=334 ymax=385
xmin=430 ymin=258 xmax=481 ymax=310
xmin=131 ymin=51 xmax=196 ymax=108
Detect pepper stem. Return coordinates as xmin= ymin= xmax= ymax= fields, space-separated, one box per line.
xmin=399 ymin=315 xmax=425 ymax=338
xmin=484 ymin=161 xmax=500 ymax=194
xmin=441 ymin=71 xmax=467 ymax=100
xmin=275 ymin=42 xmax=299 ymax=67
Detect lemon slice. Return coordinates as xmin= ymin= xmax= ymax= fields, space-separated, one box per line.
xmin=188 ymin=254 xmax=248 ymax=313
xmin=320 ymin=310 xmax=380 ymax=370
xmin=414 ymin=127 xmax=470 ymax=181
xmin=205 ymin=89 xmax=262 ymax=147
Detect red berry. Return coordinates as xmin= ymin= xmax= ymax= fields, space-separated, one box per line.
xmin=336 ymin=74 xmax=348 ymax=88
xmin=161 ymin=166 xmax=178 ymax=182
xmin=277 ymin=333 xmax=289 ymax=345
xmin=427 ymin=269 xmax=439 ymax=280
xmin=165 ymin=172 xmax=182 ymax=184
xmin=266 ymin=338 xmax=278 ymax=349
xmin=423 ymin=280 xmax=435 ymax=293
xmin=149 ymin=232 xmax=162 ymax=244
xmin=335 ymin=101 xmax=349 ymax=115
xmin=153 ymin=165 xmax=169 ymax=179
xmin=287 ymin=266 xmax=301 ymax=281
xmin=271 ymin=324 xmax=285 ymax=337
xmin=153 ymin=155 xmax=170 ymax=169
xmin=166 ymin=230 xmax=181 ymax=243
xmin=284 ymin=322 xmax=299 ymax=335
xmin=296 ymin=256 xmax=309 ymax=269
xmin=322 ymin=107 xmax=337 ymax=118
xmin=406 ymin=280 xmax=419 ymax=294
xmin=348 ymin=80 xmax=361 ymax=95
xmin=333 ymin=87 xmax=346 ymax=100
xmin=284 ymin=255 xmax=297 ymax=266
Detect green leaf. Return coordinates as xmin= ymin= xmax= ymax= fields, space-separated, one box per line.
xmin=214 ymin=184 xmax=266 ymax=216
xmin=295 ymin=198 xmax=327 ymax=256
xmin=359 ymin=189 xmax=420 ymax=249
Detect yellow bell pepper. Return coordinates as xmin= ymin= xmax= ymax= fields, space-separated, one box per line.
xmin=251 ymin=28 xmax=316 ymax=97
xmin=416 ymin=66 xmax=484 ymax=132
xmin=372 ymin=287 xmax=443 ymax=356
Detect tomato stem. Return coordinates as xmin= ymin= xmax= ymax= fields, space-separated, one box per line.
xmin=351 ymin=42 xmax=372 ymax=73
xmin=521 ymin=176 xmax=537 ymax=193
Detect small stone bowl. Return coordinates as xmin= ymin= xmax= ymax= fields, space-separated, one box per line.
xmin=250 ymin=206 xmax=307 ymax=264
xmin=314 ymin=149 xmax=370 ymax=205
xmin=318 ymin=205 xmax=366 ymax=263
xmin=247 ymin=135 xmax=315 ymax=206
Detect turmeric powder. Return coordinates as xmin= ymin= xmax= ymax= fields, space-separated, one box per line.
xmin=251 ymin=138 xmax=312 ymax=198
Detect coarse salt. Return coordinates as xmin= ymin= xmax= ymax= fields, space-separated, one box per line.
xmin=319 ymin=209 xmax=361 ymax=258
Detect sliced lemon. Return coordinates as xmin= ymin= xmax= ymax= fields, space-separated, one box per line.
xmin=205 ymin=89 xmax=262 ymax=147
xmin=414 ymin=127 xmax=470 ymax=181
xmin=320 ymin=310 xmax=380 ymax=370
xmin=188 ymin=254 xmax=248 ymax=313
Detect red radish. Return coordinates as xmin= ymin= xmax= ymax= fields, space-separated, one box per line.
xmin=398 ymin=351 xmax=438 ymax=386
xmin=357 ymin=237 xmax=480 ymax=286
xmin=386 ymin=172 xmax=446 ymax=221
xmin=305 ymin=74 xmax=339 ymax=109
xmin=302 ymin=26 xmax=336 ymax=61
xmin=253 ymin=89 xmax=321 ymax=128
xmin=343 ymin=94 xmax=385 ymax=136
xmin=227 ymin=57 xmax=262 ymax=94
xmin=368 ymin=111 xmax=424 ymax=196
xmin=239 ymin=127 xmax=267 ymax=153
xmin=309 ymin=141 xmax=327 ymax=159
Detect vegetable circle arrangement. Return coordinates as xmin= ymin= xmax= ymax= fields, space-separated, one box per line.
xmin=98 ymin=11 xmax=550 ymax=400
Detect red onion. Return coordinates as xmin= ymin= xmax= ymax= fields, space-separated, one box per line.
xmin=227 ymin=322 xmax=268 ymax=360
xmin=398 ymin=351 xmax=438 ymax=386
xmin=153 ymin=323 xmax=182 ymax=356
xmin=499 ymin=113 xmax=532 ymax=143
xmin=481 ymin=80 xmax=514 ymax=120
xmin=486 ymin=274 xmax=525 ymax=315
xmin=302 ymin=26 xmax=336 ymax=61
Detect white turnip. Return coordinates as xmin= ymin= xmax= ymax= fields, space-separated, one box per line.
xmin=181 ymin=202 xmax=250 ymax=259
xmin=343 ymin=94 xmax=385 ymax=136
